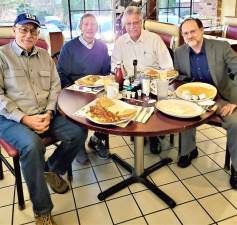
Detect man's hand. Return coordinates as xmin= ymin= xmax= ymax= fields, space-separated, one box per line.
xmin=220 ymin=103 xmax=237 ymax=117
xmin=21 ymin=113 xmax=51 ymax=133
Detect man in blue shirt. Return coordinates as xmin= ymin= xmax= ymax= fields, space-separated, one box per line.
xmin=174 ymin=18 xmax=237 ymax=189
xmin=57 ymin=13 xmax=111 ymax=164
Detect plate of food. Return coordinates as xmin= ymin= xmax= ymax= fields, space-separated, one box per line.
xmin=156 ymin=99 xmax=204 ymax=118
xmin=75 ymin=75 xmax=104 ymax=88
xmin=176 ymin=82 xmax=217 ymax=102
xmin=86 ymin=96 xmax=138 ymax=125
xmin=144 ymin=68 xmax=179 ymax=80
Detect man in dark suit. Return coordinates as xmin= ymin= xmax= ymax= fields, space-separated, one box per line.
xmin=174 ymin=18 xmax=237 ymax=189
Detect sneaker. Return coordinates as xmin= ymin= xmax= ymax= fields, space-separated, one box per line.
xmin=35 ymin=214 xmax=56 ymax=225
xmin=75 ymin=150 xmax=90 ymax=165
xmin=88 ymin=135 xmax=110 ymax=159
xmin=44 ymin=172 xmax=69 ymax=194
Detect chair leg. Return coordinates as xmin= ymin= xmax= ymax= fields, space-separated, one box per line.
xmin=224 ymin=145 xmax=230 ymax=170
xmin=0 ymin=148 xmax=4 ymax=180
xmin=13 ymin=155 xmax=25 ymax=210
xmin=178 ymin=133 xmax=181 ymax=154
xmin=67 ymin=164 xmax=73 ymax=181
xmin=104 ymin=134 xmax=110 ymax=150
xmin=0 ymin=156 xmax=3 ymax=180
xmin=170 ymin=134 xmax=174 ymax=145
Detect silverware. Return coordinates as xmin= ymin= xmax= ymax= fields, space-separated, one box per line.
xmin=202 ymin=104 xmax=218 ymax=112
xmin=137 ymin=107 xmax=150 ymax=122
xmin=141 ymin=107 xmax=154 ymax=123
xmin=136 ymin=107 xmax=147 ymax=122
xmin=132 ymin=107 xmax=143 ymax=121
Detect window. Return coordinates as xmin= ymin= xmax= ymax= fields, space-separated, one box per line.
xmin=0 ymin=0 xmax=66 ymax=30
xmin=157 ymin=0 xmax=220 ymax=28
xmin=0 ymin=0 xmax=114 ymax=43
xmin=67 ymin=0 xmax=114 ymax=42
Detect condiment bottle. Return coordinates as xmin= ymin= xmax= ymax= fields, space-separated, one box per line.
xmin=115 ymin=62 xmax=124 ymax=90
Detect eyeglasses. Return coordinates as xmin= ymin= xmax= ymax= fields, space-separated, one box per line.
xmin=15 ymin=26 xmax=39 ymax=36
xmin=182 ymin=29 xmax=198 ymax=37
xmin=82 ymin=22 xmax=97 ymax=28
xmin=125 ymin=20 xmax=141 ymax=27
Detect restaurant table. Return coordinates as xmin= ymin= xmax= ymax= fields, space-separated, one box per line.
xmin=58 ymin=87 xmax=216 ymax=208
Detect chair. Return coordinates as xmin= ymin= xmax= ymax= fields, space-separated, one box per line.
xmin=206 ymin=115 xmax=230 ymax=170
xmin=143 ymin=19 xmax=184 ymax=50
xmin=222 ymin=16 xmax=237 ymax=52
xmin=223 ymin=16 xmax=237 ymax=40
xmin=51 ymin=51 xmax=60 ymax=65
xmin=0 ymin=136 xmax=73 ymax=210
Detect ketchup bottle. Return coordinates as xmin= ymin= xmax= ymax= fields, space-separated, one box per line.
xmin=115 ymin=62 xmax=124 ymax=90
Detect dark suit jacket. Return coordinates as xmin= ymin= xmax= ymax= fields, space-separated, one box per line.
xmin=174 ymin=38 xmax=237 ymax=104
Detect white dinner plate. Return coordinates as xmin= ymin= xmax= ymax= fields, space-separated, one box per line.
xmin=86 ymin=114 xmax=128 ymax=125
xmin=176 ymin=82 xmax=217 ymax=102
xmin=156 ymin=99 xmax=204 ymax=118
xmin=75 ymin=75 xmax=104 ymax=88
xmin=85 ymin=98 xmax=139 ymax=125
xmin=143 ymin=68 xmax=179 ymax=80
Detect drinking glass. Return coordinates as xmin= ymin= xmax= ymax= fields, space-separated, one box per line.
xmin=156 ymin=79 xmax=169 ymax=100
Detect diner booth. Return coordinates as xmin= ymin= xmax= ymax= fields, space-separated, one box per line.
xmin=1 ymin=1 xmax=237 ymax=224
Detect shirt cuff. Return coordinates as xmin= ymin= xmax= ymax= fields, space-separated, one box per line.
xmin=9 ymin=109 xmax=26 ymax=123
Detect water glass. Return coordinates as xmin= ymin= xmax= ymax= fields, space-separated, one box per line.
xmin=156 ymin=79 xmax=169 ymax=100
xmin=106 ymin=82 xmax=119 ymax=99
xmin=103 ymin=75 xmax=114 ymax=92
xmin=141 ymin=76 xmax=151 ymax=96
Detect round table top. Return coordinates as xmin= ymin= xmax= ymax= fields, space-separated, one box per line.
xmin=58 ymin=88 xmax=216 ymax=137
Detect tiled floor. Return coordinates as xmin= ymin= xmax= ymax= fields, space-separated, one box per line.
xmin=1 ymin=125 xmax=237 ymax=225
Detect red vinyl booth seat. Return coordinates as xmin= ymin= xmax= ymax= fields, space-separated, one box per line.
xmin=225 ymin=25 xmax=237 ymax=40
xmin=157 ymin=33 xmax=173 ymax=48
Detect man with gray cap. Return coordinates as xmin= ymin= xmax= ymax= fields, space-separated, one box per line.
xmin=0 ymin=13 xmax=87 ymax=225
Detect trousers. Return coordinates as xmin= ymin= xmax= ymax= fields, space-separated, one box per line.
xmin=0 ymin=113 xmax=87 ymax=215
xmin=180 ymin=100 xmax=237 ymax=170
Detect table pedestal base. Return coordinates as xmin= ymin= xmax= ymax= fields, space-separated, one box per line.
xmin=98 ymin=153 xmax=176 ymax=208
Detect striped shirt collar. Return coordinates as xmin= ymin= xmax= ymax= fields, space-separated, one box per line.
xmin=79 ymin=35 xmax=95 ymax=49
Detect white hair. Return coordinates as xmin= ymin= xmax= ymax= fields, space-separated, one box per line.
xmin=121 ymin=6 xmax=143 ymax=27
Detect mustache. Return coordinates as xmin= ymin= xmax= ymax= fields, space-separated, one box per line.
xmin=24 ymin=38 xmax=34 ymax=41
xmin=185 ymin=39 xmax=196 ymax=44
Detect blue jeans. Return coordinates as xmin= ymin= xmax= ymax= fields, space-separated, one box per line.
xmin=0 ymin=113 xmax=87 ymax=215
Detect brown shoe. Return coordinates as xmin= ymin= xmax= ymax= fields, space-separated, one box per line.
xmin=44 ymin=172 xmax=69 ymax=194
xmin=35 ymin=214 xmax=57 ymax=225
